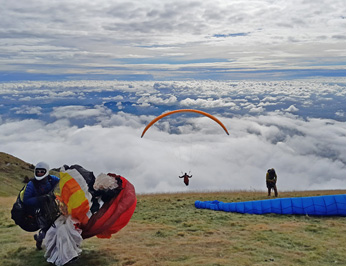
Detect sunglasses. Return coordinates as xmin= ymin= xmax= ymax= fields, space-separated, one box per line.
xmin=35 ymin=169 xmax=46 ymax=174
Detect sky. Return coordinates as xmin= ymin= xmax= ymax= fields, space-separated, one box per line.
xmin=0 ymin=79 xmax=346 ymax=193
xmin=0 ymin=0 xmax=346 ymax=194
xmin=0 ymin=0 xmax=346 ymax=81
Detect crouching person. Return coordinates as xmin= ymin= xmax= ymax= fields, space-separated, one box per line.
xmin=22 ymin=162 xmax=60 ymax=250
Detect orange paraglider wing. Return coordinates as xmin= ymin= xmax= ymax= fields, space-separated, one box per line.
xmin=141 ymin=109 xmax=229 ymax=137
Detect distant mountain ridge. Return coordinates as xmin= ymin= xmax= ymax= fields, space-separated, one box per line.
xmin=0 ymin=152 xmax=34 ymax=196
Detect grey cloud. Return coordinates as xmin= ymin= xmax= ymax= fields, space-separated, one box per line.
xmin=1 ymin=0 xmax=345 ymax=80
xmin=332 ymin=35 xmax=345 ymax=40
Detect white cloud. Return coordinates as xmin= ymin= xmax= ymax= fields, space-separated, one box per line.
xmin=50 ymin=105 xmax=111 ymax=120
xmin=335 ymin=111 xmax=345 ymax=117
xmin=179 ymin=98 xmax=237 ymax=109
xmin=102 ymin=95 xmax=124 ymax=101
xmin=11 ymin=105 xmax=42 ymax=115
xmin=0 ymin=111 xmax=345 ymax=193
xmin=137 ymin=95 xmax=177 ymax=106
xmin=249 ymin=106 xmax=265 ymax=113
xmin=283 ymin=105 xmax=299 ymax=113
xmin=0 ymin=79 xmax=345 ymax=194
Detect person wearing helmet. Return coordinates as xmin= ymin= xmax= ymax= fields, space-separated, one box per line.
xmin=22 ymin=162 xmax=60 ymax=250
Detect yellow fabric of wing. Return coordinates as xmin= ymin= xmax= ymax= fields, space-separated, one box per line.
xmin=68 ymin=189 xmax=88 ymax=210
xmin=59 ymin=172 xmax=73 ymax=199
xmin=59 ymin=171 xmax=91 ymax=224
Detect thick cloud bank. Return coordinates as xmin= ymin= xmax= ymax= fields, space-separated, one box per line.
xmin=0 ymin=79 xmax=345 ymax=193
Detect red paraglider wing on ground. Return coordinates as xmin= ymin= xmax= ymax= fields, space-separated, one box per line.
xmin=80 ymin=175 xmax=137 ymax=239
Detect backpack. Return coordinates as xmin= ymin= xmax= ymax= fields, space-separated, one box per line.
xmin=11 ymin=176 xmax=60 ymax=232
xmin=267 ymin=169 xmax=276 ymax=179
xmin=11 ymin=185 xmax=40 ymax=232
xmin=39 ymin=191 xmax=61 ymax=228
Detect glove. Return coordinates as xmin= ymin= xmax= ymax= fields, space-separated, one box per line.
xmin=47 ymin=192 xmax=56 ymax=201
xmin=37 ymin=193 xmax=55 ymax=205
xmin=37 ymin=195 xmax=48 ymax=204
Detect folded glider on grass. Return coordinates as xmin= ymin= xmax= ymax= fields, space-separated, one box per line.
xmin=58 ymin=165 xmax=137 ymax=238
xmin=195 ymin=194 xmax=346 ymax=216
xmin=44 ymin=165 xmax=137 ymax=265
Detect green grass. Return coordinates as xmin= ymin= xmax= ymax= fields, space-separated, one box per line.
xmin=0 ymin=190 xmax=346 ymax=266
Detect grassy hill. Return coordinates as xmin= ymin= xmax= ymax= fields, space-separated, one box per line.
xmin=0 ymin=190 xmax=345 ymax=266
xmin=0 ymin=152 xmax=345 ymax=265
xmin=0 ymin=152 xmax=35 ymax=196
xmin=0 ymin=152 xmax=60 ymax=197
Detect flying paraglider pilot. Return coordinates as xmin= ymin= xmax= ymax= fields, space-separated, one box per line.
xmin=22 ymin=162 xmax=60 ymax=250
xmin=266 ymin=168 xmax=278 ymax=197
xmin=179 ymin=172 xmax=192 ymax=186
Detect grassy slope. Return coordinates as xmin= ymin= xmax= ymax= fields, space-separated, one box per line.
xmin=0 ymin=152 xmax=35 ymax=196
xmin=0 ymin=152 xmax=60 ymax=197
xmin=0 ymin=190 xmax=345 ymax=266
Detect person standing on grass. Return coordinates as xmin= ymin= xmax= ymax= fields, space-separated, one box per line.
xmin=266 ymin=168 xmax=278 ymax=197
xmin=22 ymin=162 xmax=60 ymax=250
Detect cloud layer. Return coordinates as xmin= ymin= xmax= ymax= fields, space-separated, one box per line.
xmin=0 ymin=0 xmax=346 ymax=80
xmin=0 ymin=79 xmax=345 ymax=193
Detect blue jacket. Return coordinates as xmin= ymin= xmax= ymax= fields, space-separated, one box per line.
xmin=22 ymin=175 xmax=60 ymax=210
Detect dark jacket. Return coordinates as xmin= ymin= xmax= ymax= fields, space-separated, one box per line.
xmin=22 ymin=175 xmax=60 ymax=210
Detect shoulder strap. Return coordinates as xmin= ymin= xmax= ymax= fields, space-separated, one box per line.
xmin=19 ymin=184 xmax=28 ymax=202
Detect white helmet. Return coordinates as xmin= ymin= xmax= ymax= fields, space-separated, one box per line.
xmin=34 ymin=162 xmax=50 ymax=180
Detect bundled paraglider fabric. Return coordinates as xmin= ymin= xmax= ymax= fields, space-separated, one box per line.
xmin=44 ymin=216 xmax=83 ymax=266
xmin=81 ymin=174 xmax=137 ymax=239
xmin=56 ymin=165 xmax=137 ymax=238
xmin=195 ymin=194 xmax=346 ymax=216
xmin=44 ymin=165 xmax=137 ymax=266
xmin=58 ymin=165 xmax=94 ymax=225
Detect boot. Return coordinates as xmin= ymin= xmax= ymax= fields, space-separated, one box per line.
xmin=34 ymin=234 xmax=43 ymax=250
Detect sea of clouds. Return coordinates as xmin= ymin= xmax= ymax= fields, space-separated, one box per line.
xmin=0 ymin=79 xmax=345 ymax=193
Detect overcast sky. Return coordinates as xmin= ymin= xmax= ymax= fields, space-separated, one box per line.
xmin=0 ymin=79 xmax=345 ymax=193
xmin=0 ymin=0 xmax=346 ymax=81
xmin=0 ymin=0 xmax=346 ymax=194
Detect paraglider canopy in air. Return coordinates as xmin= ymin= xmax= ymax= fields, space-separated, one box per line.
xmin=141 ymin=109 xmax=230 ymax=137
